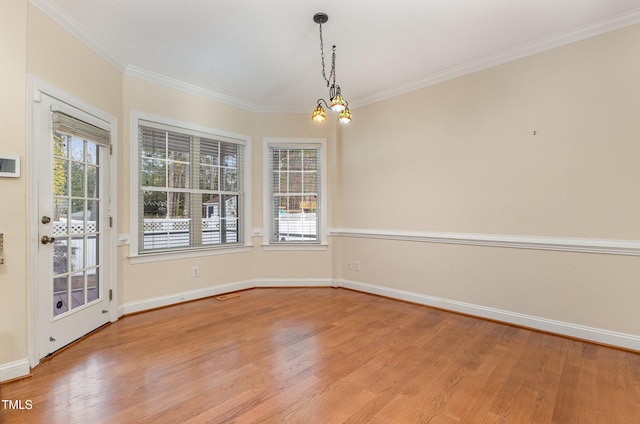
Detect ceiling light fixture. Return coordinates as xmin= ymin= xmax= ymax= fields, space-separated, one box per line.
xmin=311 ymin=13 xmax=352 ymax=125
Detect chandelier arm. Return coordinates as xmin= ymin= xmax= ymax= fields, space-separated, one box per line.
xmin=316 ymin=98 xmax=330 ymax=108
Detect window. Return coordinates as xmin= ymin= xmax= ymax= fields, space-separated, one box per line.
xmin=264 ymin=138 xmax=326 ymax=246
xmin=133 ymin=115 xmax=248 ymax=255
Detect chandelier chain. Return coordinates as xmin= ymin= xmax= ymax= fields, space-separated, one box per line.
xmin=318 ymin=23 xmax=335 ymax=87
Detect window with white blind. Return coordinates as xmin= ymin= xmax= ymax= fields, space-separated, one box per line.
xmin=133 ymin=115 xmax=248 ymax=255
xmin=264 ymin=138 xmax=326 ymax=246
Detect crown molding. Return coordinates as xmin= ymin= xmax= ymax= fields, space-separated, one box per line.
xmin=28 ymin=0 xmax=127 ymax=72
xmin=124 ymin=66 xmax=310 ymax=114
xmin=123 ymin=65 xmax=259 ymax=112
xmin=28 ymin=1 xmax=640 ymax=112
xmin=350 ymin=7 xmax=640 ymax=108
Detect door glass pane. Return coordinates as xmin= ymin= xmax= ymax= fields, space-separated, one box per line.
xmin=87 ymin=143 xmax=97 ymax=165
xmin=71 ymin=137 xmax=84 ymax=161
xmin=88 ymin=199 xmax=99 ymax=231
xmin=70 ymin=271 xmax=85 ymax=310
xmin=53 ymin=198 xmax=68 ymax=229
xmin=53 ymin=159 xmax=69 ymax=196
xmin=71 ymin=200 xmax=86 ymax=234
xmin=88 ymin=234 xmax=99 ymax=275
xmin=53 ymin=275 xmax=69 ymax=316
xmin=53 ymin=237 xmax=69 ymax=275
xmin=54 ymin=133 xmax=69 ymax=158
xmin=88 ymin=267 xmax=99 ymax=304
xmin=87 ymin=165 xmax=98 ymax=199
xmin=70 ymin=236 xmax=84 ymax=271
xmin=71 ymin=162 xmax=85 ymax=197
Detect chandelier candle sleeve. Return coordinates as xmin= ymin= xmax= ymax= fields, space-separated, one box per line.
xmin=310 ymin=13 xmax=352 ymax=124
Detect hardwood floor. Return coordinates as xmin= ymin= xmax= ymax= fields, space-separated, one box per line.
xmin=1 ymin=287 xmax=639 ymax=423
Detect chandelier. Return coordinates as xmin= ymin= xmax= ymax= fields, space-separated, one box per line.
xmin=311 ymin=13 xmax=352 ymax=125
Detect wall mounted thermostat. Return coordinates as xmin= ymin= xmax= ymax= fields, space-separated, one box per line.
xmin=0 ymin=156 xmax=20 ymax=178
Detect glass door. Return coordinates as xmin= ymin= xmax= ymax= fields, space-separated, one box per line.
xmin=36 ymin=94 xmax=112 ymax=357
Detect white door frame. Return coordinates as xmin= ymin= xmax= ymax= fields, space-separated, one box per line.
xmin=27 ymin=77 xmax=118 ymax=368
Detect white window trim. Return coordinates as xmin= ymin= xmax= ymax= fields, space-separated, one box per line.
xmin=262 ymin=137 xmax=328 ymax=249
xmin=129 ymin=111 xmax=252 ymax=261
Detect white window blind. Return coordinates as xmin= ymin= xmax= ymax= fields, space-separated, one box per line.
xmin=138 ymin=122 xmax=244 ymax=253
xmin=268 ymin=145 xmax=321 ymax=243
xmin=52 ymin=111 xmax=110 ymax=147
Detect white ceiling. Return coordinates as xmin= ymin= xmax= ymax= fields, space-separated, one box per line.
xmin=31 ymin=0 xmax=640 ymax=112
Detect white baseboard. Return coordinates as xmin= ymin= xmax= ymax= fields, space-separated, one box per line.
xmin=338 ymin=279 xmax=640 ymax=352
xmin=253 ymin=278 xmax=333 ymax=287
xmin=122 ymin=280 xmax=255 ymax=315
xmin=0 ymin=359 xmax=30 ymax=383
xmin=121 ymin=278 xmax=334 ymax=315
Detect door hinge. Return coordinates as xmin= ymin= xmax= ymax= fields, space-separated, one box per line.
xmin=109 ymin=289 xmax=113 ymax=301
xmin=109 ymin=144 xmax=113 ymax=155
xmin=109 ymin=216 xmax=113 ymax=228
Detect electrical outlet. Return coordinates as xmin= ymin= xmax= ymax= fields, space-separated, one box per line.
xmin=354 ymin=260 xmax=360 ymax=271
xmin=192 ymin=266 xmax=199 ymax=277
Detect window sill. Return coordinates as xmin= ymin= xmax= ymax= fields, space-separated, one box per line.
xmin=261 ymin=243 xmax=328 ymax=251
xmin=129 ymin=245 xmax=253 ymax=264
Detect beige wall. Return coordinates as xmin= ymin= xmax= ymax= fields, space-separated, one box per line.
xmin=340 ymin=26 xmax=640 ymax=238
xmin=337 ymin=24 xmax=640 ymax=336
xmin=0 ymin=0 xmax=28 ymax=366
xmin=3 ymin=0 xmax=640 ymax=379
xmin=27 ymin=8 xmax=123 ymax=118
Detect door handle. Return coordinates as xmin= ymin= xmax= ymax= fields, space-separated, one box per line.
xmin=41 ymin=235 xmax=55 ymax=245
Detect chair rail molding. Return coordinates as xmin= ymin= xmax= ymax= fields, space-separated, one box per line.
xmin=329 ymin=228 xmax=640 ymax=256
